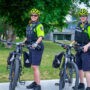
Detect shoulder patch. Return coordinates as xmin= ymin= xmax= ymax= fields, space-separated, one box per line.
xmin=40 ymin=26 xmax=44 ymax=31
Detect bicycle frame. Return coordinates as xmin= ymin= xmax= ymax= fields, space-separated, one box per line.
xmin=59 ymin=43 xmax=74 ymax=70
xmin=9 ymin=43 xmax=23 ymax=79
xmin=59 ymin=44 xmax=74 ymax=79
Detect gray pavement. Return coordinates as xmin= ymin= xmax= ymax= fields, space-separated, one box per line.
xmin=0 ymin=79 xmax=87 ymax=90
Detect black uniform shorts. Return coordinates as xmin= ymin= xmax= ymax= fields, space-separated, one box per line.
xmin=29 ymin=47 xmax=44 ymax=66
xmin=76 ymin=52 xmax=90 ymax=71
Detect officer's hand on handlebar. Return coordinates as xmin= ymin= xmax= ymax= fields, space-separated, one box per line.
xmin=32 ymin=42 xmax=38 ymax=48
xmin=83 ymin=45 xmax=89 ymax=52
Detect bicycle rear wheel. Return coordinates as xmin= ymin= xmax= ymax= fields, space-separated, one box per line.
xmin=66 ymin=62 xmax=79 ymax=90
xmin=9 ymin=59 xmax=20 ymax=90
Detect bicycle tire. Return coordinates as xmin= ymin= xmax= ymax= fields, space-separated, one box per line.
xmin=9 ymin=61 xmax=15 ymax=90
xmin=59 ymin=70 xmax=65 ymax=90
xmin=9 ymin=59 xmax=20 ymax=90
xmin=66 ymin=62 xmax=79 ymax=90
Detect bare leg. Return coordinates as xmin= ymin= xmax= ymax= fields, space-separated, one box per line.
xmin=85 ymin=71 xmax=90 ymax=87
xmin=32 ymin=65 xmax=40 ymax=85
xmin=79 ymin=70 xmax=84 ymax=83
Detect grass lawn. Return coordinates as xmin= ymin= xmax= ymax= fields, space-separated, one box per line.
xmin=0 ymin=40 xmax=73 ymax=82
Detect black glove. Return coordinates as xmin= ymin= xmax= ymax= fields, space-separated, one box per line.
xmin=24 ymin=40 xmax=30 ymax=45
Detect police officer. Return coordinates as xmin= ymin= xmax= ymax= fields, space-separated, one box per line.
xmin=24 ymin=8 xmax=44 ymax=90
xmin=72 ymin=9 xmax=90 ymax=90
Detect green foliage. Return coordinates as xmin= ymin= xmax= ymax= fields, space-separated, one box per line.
xmin=0 ymin=0 xmax=90 ymax=38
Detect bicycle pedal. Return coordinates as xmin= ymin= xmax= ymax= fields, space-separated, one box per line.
xmin=65 ymin=79 xmax=68 ymax=83
xmin=19 ymin=81 xmax=25 ymax=85
xmin=55 ymin=83 xmax=59 ymax=86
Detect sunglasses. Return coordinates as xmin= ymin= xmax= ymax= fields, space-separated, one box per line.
xmin=31 ymin=15 xmax=38 ymax=17
xmin=80 ymin=15 xmax=87 ymax=17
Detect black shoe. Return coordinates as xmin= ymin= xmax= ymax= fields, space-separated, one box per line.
xmin=72 ymin=83 xmax=85 ymax=90
xmin=78 ymin=83 xmax=85 ymax=90
xmin=33 ymin=85 xmax=41 ymax=90
xmin=26 ymin=81 xmax=37 ymax=89
xmin=86 ymin=87 xmax=90 ymax=90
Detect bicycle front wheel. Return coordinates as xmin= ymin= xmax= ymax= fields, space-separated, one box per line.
xmin=59 ymin=69 xmax=65 ymax=90
xmin=9 ymin=59 xmax=20 ymax=90
xmin=66 ymin=62 xmax=79 ymax=90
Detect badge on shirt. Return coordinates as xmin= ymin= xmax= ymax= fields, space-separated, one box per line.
xmin=40 ymin=26 xmax=44 ymax=31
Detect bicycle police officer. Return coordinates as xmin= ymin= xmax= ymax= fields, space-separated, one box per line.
xmin=72 ymin=8 xmax=90 ymax=90
xmin=24 ymin=8 xmax=44 ymax=90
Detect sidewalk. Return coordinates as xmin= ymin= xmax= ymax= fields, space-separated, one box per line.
xmin=0 ymin=79 xmax=87 ymax=90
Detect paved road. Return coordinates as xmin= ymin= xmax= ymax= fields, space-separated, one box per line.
xmin=0 ymin=79 xmax=86 ymax=90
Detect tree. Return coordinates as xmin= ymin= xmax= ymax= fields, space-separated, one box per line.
xmin=0 ymin=0 xmax=90 ymax=38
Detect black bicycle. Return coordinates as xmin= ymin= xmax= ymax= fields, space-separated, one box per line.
xmin=8 ymin=42 xmax=25 ymax=90
xmin=53 ymin=41 xmax=79 ymax=90
xmin=0 ymin=39 xmax=42 ymax=90
xmin=0 ymin=39 xmax=25 ymax=90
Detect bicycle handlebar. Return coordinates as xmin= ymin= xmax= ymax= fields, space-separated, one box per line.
xmin=0 ymin=39 xmax=24 ymax=46
xmin=0 ymin=39 xmax=7 ymax=43
xmin=55 ymin=41 xmax=90 ymax=52
xmin=0 ymin=39 xmax=41 ymax=49
xmin=55 ymin=41 xmax=74 ymax=50
xmin=74 ymin=43 xmax=90 ymax=52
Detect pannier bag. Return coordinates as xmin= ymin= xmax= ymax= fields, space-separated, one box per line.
xmin=52 ymin=52 xmax=64 ymax=68
xmin=23 ymin=51 xmax=31 ymax=68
